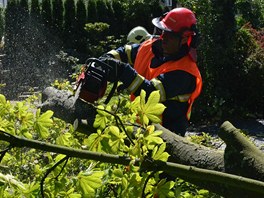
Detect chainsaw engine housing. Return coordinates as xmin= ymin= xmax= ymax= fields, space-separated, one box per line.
xmin=77 ymin=60 xmax=108 ymax=103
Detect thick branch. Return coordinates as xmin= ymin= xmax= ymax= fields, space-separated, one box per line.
xmin=155 ymin=124 xmax=225 ymax=171
xmin=219 ymin=121 xmax=264 ymax=181
xmin=0 ymin=130 xmax=264 ymax=197
xmin=0 ymin=130 xmax=131 ymax=166
xmin=39 ymin=87 xmax=264 ymax=197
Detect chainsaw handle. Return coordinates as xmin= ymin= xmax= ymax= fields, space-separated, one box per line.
xmin=85 ymin=57 xmax=112 ymax=71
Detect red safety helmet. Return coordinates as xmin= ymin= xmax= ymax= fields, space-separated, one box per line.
xmin=152 ymin=7 xmax=196 ymax=35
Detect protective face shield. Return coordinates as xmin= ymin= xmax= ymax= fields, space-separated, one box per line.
xmin=152 ymin=8 xmax=199 ymax=61
xmin=127 ymin=26 xmax=152 ymax=44
xmin=152 ymin=7 xmax=196 ymax=37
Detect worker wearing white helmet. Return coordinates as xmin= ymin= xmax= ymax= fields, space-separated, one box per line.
xmin=127 ymin=26 xmax=152 ymax=44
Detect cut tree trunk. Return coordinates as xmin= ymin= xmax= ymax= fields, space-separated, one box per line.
xmin=40 ymin=87 xmax=264 ymax=197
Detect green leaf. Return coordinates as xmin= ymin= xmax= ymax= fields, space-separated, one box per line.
xmin=155 ymin=179 xmax=175 ymax=198
xmin=56 ymin=132 xmax=72 ymax=146
xmin=0 ymin=117 xmax=14 ymax=134
xmin=66 ymin=187 xmax=82 ymax=197
xmin=152 ymin=143 xmax=170 ymax=162
xmin=22 ymin=131 xmax=33 ymax=139
xmin=131 ymin=96 xmax=140 ymax=112
xmin=145 ymin=129 xmax=163 ymax=149
xmin=143 ymin=91 xmax=166 ymax=123
xmin=142 ymin=114 xmax=149 ymax=126
xmin=121 ymin=177 xmax=128 ymax=189
xmin=22 ymin=182 xmax=40 ymax=195
xmin=109 ymin=126 xmax=120 ymax=137
xmin=137 ymin=90 xmax=166 ymax=125
xmin=129 ymin=141 xmax=141 ymax=157
xmin=109 ymin=126 xmax=126 ymax=153
xmin=144 ymin=90 xmax=160 ymax=109
xmin=0 ymin=94 xmax=6 ymax=105
xmin=77 ymin=171 xmax=104 ymax=196
xmin=84 ymin=132 xmax=109 ymax=152
xmin=140 ymin=89 xmax=146 ymax=109
xmin=0 ymin=173 xmax=26 ymax=190
xmin=69 ymin=194 xmax=82 ymax=198
xmin=112 ymin=169 xmax=123 ymax=178
xmin=93 ymin=114 xmax=108 ymax=129
xmin=34 ymin=110 xmax=53 ymax=138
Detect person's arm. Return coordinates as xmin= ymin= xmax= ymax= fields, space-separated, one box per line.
xmin=119 ymin=68 xmax=196 ymax=101
xmin=101 ymin=44 xmax=140 ymax=67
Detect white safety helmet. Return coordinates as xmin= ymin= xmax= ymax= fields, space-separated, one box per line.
xmin=127 ymin=26 xmax=152 ymax=44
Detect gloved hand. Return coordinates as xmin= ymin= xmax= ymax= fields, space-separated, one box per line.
xmin=99 ymin=57 xmax=127 ymax=83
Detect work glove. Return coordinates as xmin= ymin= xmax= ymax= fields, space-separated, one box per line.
xmin=99 ymin=57 xmax=127 ymax=83
xmin=99 ymin=56 xmax=140 ymax=92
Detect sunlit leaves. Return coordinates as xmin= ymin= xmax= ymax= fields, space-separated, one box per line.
xmin=14 ymin=102 xmax=30 ymax=121
xmin=0 ymin=88 xmax=206 ymax=197
xmin=0 ymin=94 xmax=6 ymax=104
xmin=152 ymin=143 xmax=170 ymax=162
xmin=131 ymin=90 xmax=166 ymax=126
xmin=56 ymin=132 xmax=73 ymax=147
xmin=144 ymin=125 xmax=164 ymax=150
xmin=21 ymin=182 xmax=40 ymax=197
xmin=0 ymin=173 xmax=26 ymax=191
xmin=0 ymin=94 xmax=11 ymax=116
xmin=57 ymin=188 xmax=82 ymax=198
xmin=14 ymin=102 xmax=35 ymax=137
xmin=93 ymin=105 xmax=113 ymax=129
xmin=153 ymin=179 xmax=175 ymax=198
xmin=34 ymin=109 xmax=53 ymax=138
xmin=0 ymin=117 xmax=14 ymax=135
xmin=84 ymin=130 xmax=110 ymax=152
xmin=77 ymin=171 xmax=104 ymax=196
xmin=108 ymin=126 xmax=127 ymax=153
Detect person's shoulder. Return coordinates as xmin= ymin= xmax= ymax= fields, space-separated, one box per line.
xmin=151 ymin=38 xmax=163 ymax=57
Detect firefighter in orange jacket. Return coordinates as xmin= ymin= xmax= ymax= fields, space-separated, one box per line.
xmin=100 ymin=8 xmax=202 ymax=136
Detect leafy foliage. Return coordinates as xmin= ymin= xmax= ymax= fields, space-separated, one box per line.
xmin=0 ymin=91 xmax=218 ymax=197
xmin=1 ymin=0 xmax=263 ymax=195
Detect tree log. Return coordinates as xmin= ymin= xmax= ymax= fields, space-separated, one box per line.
xmin=0 ymin=130 xmax=264 ymax=198
xmin=219 ymin=121 xmax=264 ymax=181
xmin=156 ymin=123 xmax=264 ymax=197
xmin=40 ymin=87 xmax=264 ymax=197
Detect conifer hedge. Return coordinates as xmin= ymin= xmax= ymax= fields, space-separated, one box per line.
xmin=1 ymin=0 xmax=263 ymax=121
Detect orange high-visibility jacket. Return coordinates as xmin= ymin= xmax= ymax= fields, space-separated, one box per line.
xmin=133 ymin=39 xmax=202 ymax=120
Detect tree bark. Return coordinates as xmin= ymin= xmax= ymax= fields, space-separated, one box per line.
xmin=0 ymin=130 xmax=264 ymax=198
xmin=156 ymin=124 xmax=225 ymax=171
xmin=219 ymin=121 xmax=264 ymax=181
xmin=40 ymin=87 xmax=264 ymax=197
xmin=156 ymin=123 xmax=264 ymax=197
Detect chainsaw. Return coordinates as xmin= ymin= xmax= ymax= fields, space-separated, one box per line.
xmin=74 ymin=58 xmax=117 ymax=104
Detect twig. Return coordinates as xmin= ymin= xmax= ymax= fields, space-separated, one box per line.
xmin=40 ymin=156 xmax=69 ymax=198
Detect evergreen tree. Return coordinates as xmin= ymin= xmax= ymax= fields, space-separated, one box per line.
xmin=111 ymin=0 xmax=127 ymax=34
xmin=30 ymin=0 xmax=41 ymax=18
xmin=52 ymin=0 xmax=64 ymax=35
xmin=3 ymin=0 xmax=18 ymax=68
xmin=206 ymin=0 xmax=237 ymax=118
xmin=19 ymin=0 xmax=29 ymax=13
xmin=235 ymin=0 xmax=264 ymax=29
xmin=87 ymin=0 xmax=97 ymax=23
xmin=17 ymin=0 xmax=29 ymax=33
xmin=0 ymin=8 xmax=4 ymax=38
xmin=96 ymin=0 xmax=109 ymax=23
xmin=41 ymin=0 xmax=52 ymax=26
xmin=104 ymin=0 xmax=116 ymax=34
xmin=125 ymin=0 xmax=152 ymax=32
xmin=75 ymin=0 xmax=87 ymax=55
xmin=63 ymin=0 xmax=76 ymax=49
